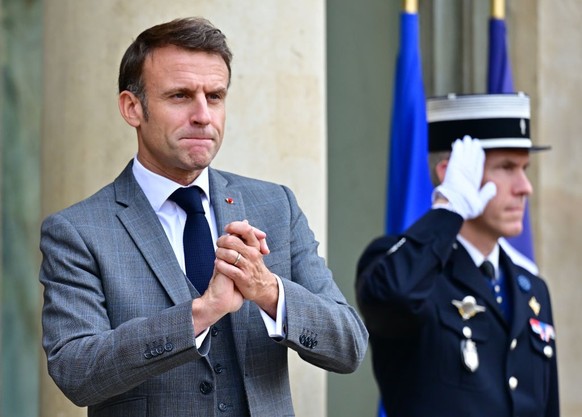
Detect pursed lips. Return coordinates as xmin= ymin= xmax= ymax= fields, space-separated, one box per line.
xmin=505 ymin=206 xmax=525 ymax=217
xmin=180 ymin=136 xmax=213 ymax=141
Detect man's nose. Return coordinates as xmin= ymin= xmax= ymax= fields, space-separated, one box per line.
xmin=190 ymin=96 xmax=211 ymax=125
xmin=516 ymin=169 xmax=533 ymax=196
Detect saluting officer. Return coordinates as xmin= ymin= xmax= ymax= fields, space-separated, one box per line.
xmin=356 ymin=93 xmax=559 ymax=417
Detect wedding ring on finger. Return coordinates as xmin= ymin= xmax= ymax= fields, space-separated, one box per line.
xmin=233 ymin=252 xmax=242 ymax=266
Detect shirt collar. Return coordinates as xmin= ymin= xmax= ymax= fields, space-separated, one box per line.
xmin=131 ymin=156 xmax=211 ymax=211
xmin=457 ymin=234 xmax=500 ymax=275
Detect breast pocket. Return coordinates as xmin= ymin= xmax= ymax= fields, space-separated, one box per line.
xmin=437 ymin=304 xmax=491 ymax=391
xmin=526 ymin=318 xmax=556 ymax=404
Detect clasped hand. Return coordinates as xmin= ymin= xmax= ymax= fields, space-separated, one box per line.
xmin=207 ymin=220 xmax=278 ymax=318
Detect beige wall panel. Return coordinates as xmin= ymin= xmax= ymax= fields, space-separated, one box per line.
xmin=41 ymin=1 xmax=327 ymax=416
xmin=537 ymin=2 xmax=582 ymax=415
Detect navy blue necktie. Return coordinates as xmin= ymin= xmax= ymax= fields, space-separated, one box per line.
xmin=479 ymin=260 xmax=495 ymax=281
xmin=480 ymin=260 xmax=511 ymax=321
xmin=169 ymin=186 xmax=215 ymax=293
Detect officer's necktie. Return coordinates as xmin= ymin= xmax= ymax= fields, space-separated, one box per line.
xmin=480 ymin=260 xmax=510 ymax=321
xmin=169 ymin=186 xmax=215 ymax=293
xmin=479 ymin=260 xmax=495 ymax=282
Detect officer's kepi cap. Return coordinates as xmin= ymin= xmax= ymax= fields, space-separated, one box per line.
xmin=427 ymin=92 xmax=550 ymax=152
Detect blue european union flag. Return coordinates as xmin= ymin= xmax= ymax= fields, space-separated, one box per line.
xmin=380 ymin=9 xmax=432 ymax=417
xmin=385 ymin=11 xmax=432 ymax=236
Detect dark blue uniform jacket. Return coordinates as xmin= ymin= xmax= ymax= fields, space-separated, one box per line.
xmin=356 ymin=209 xmax=559 ymax=417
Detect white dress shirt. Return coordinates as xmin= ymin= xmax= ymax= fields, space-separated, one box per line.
xmin=456 ymin=234 xmax=500 ymax=279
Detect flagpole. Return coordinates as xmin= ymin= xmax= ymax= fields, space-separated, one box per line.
xmin=491 ymin=0 xmax=505 ymax=19
xmin=403 ymin=0 xmax=418 ymax=14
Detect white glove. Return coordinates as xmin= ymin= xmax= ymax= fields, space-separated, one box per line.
xmin=433 ymin=135 xmax=497 ymax=220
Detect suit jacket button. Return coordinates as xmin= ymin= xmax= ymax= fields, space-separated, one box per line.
xmin=211 ymin=326 xmax=220 ymax=337
xmin=214 ymin=363 xmax=224 ymax=374
xmin=155 ymin=345 xmax=165 ymax=355
xmin=544 ymin=345 xmax=554 ymax=358
xmin=218 ymin=402 xmax=228 ymax=412
xmin=164 ymin=342 xmax=174 ymax=352
xmin=199 ymin=381 xmax=213 ymax=395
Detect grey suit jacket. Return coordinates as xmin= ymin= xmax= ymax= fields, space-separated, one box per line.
xmin=40 ymin=162 xmax=368 ymax=416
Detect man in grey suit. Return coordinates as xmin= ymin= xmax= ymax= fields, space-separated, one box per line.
xmin=40 ymin=17 xmax=368 ymax=417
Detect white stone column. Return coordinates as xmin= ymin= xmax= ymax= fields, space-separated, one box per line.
xmin=41 ymin=1 xmax=327 ymax=416
xmin=511 ymin=1 xmax=582 ymax=415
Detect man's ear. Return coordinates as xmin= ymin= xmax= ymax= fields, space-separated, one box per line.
xmin=118 ymin=91 xmax=143 ymax=128
xmin=435 ymin=159 xmax=449 ymax=184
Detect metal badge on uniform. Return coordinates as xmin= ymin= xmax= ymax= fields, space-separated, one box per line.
xmin=387 ymin=237 xmax=406 ymax=255
xmin=530 ymin=318 xmax=555 ymax=342
xmin=461 ymin=339 xmax=479 ymax=372
xmin=518 ymin=275 xmax=532 ymax=292
xmin=529 ymin=296 xmax=541 ymax=316
xmin=452 ymin=295 xmax=486 ymax=320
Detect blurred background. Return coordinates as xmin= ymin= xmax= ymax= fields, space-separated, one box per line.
xmin=2 ymin=0 xmax=581 ymax=416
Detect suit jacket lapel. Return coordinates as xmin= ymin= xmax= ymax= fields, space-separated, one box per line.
xmin=500 ymin=250 xmax=533 ymax=338
xmin=114 ymin=162 xmax=192 ymax=305
xmin=209 ymin=168 xmax=247 ymax=240
xmin=209 ymin=168 xmax=250 ymax=368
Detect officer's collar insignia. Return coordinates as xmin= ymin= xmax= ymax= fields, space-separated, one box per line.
xmin=387 ymin=237 xmax=406 ymax=255
xmin=529 ymin=296 xmax=541 ymax=316
xmin=530 ymin=318 xmax=555 ymax=342
xmin=452 ymin=295 xmax=486 ymax=320
xmin=518 ymin=275 xmax=532 ymax=292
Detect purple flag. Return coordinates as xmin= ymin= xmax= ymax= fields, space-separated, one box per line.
xmin=488 ymin=17 xmax=536 ymax=263
xmin=488 ymin=18 xmax=514 ymax=93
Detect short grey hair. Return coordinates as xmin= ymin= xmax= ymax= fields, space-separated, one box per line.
xmin=428 ymin=151 xmax=451 ymax=186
